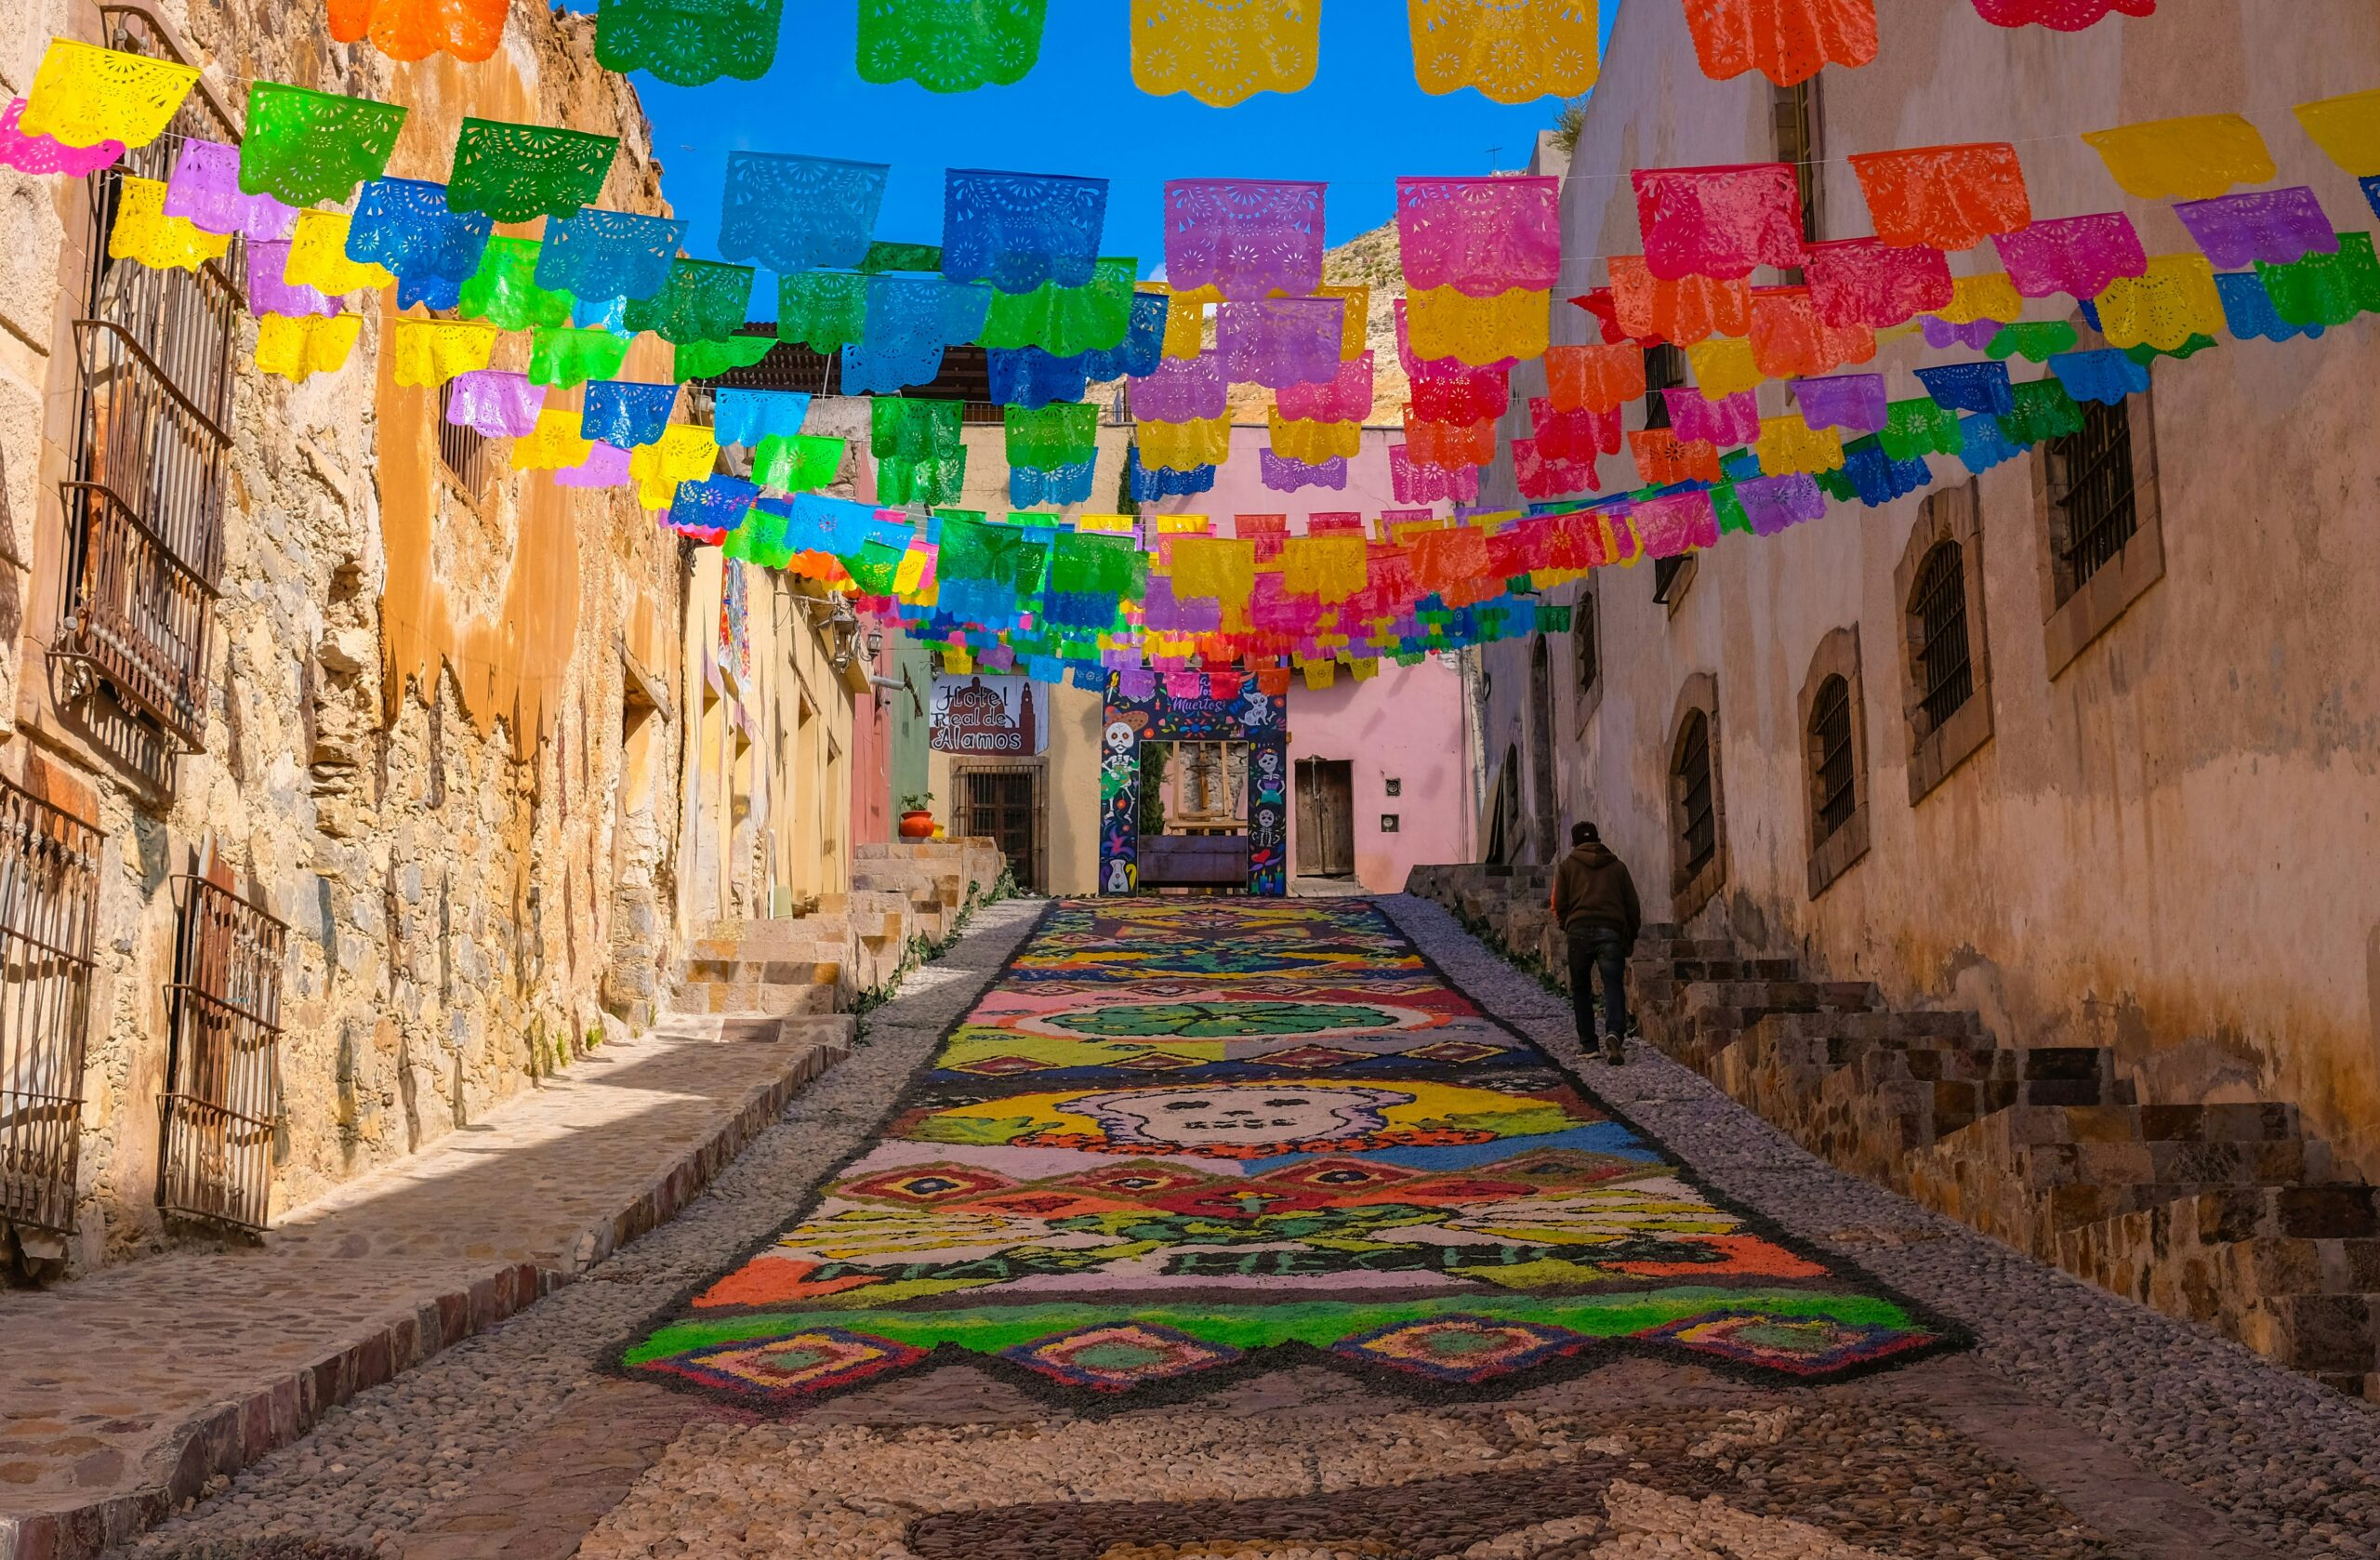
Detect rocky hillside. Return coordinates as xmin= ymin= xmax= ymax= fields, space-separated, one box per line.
xmin=1218 ymin=219 xmax=1409 ymax=428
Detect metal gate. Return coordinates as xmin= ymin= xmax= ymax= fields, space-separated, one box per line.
xmin=157 ymin=872 xmax=287 ymax=1232
xmin=0 ymin=777 xmax=101 ymax=1236
xmin=955 ymin=763 xmax=1045 ymax=894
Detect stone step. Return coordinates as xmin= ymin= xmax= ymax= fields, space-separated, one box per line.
xmin=652 ymin=1013 xmax=804 ymax=1042
xmin=1662 ymin=957 xmax=1803 ymax=982
xmin=666 ymin=977 xmax=842 ymax=1018
xmin=2056 ymin=1184 xmax=2380 ymax=1396
xmin=675 ymin=954 xmax=846 ymax=985
xmin=1908 ymin=1102 xmax=2349 ymax=1260
xmin=1998 ymin=1102 xmax=2310 ymax=1149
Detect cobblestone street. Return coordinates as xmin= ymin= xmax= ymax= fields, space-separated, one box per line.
xmin=85 ymin=898 xmax=2379 ymax=1560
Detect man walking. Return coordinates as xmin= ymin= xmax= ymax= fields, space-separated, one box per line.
xmin=1551 ymin=822 xmax=1641 ymax=1064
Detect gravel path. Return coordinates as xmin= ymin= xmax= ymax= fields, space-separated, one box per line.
xmin=116 ymin=892 xmax=2380 ymax=1560
xmin=1374 ymin=893 xmax=2380 ymax=1560
xmin=120 ymin=896 xmax=1049 ymax=1559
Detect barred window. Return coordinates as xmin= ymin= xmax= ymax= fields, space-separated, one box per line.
xmin=1911 ymin=540 xmax=1973 ymax=734
xmin=1808 ymin=674 xmax=1856 ymax=842
xmin=2045 ymin=399 xmax=2138 ymax=601
xmin=1772 ymin=79 xmax=1823 ymax=245
xmin=157 ymin=869 xmax=288 ymax=1233
xmin=1641 ymin=342 xmax=1685 ymax=431
xmin=56 ymin=9 xmax=241 ymax=774
xmin=0 ymin=777 xmax=101 ymax=1239
xmin=1674 ymin=709 xmax=1715 ymax=879
xmin=1573 ymin=587 xmax=1598 ymax=697
xmin=437 ymin=380 xmax=491 ymax=499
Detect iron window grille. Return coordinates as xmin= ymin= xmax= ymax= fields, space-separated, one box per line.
xmin=1640 ymin=348 xmax=1693 ymax=603
xmin=1911 ymin=540 xmax=1974 ymax=734
xmin=955 ymin=763 xmax=1046 ymax=894
xmin=436 ymin=380 xmax=491 ymax=500
xmin=2046 ymin=399 xmax=2139 ymax=601
xmin=1573 ymin=588 xmax=1598 ymax=694
xmin=1772 ymin=78 xmax=1823 ymax=251
xmin=1641 ymin=342 xmax=1684 ymax=431
xmin=1808 ymin=674 xmax=1857 ymax=841
xmin=1675 ymin=710 xmax=1716 ymax=879
xmin=0 ymin=777 xmax=102 ymax=1237
xmin=157 ymin=874 xmax=288 ymax=1234
xmin=1652 ymin=554 xmax=1692 ymax=604
xmin=55 ymin=7 xmax=242 ymax=762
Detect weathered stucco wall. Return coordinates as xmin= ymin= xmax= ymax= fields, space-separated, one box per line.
xmin=1478 ymin=0 xmax=2380 ymax=1175
xmin=1285 ymin=655 xmax=1476 ymax=892
xmin=0 ymin=0 xmax=705 ymax=1271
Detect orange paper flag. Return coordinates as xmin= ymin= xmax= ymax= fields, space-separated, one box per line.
xmin=1543 ymin=342 xmax=1646 ymax=415
xmin=1680 ymin=0 xmax=1876 ymax=87
xmin=1607 ymin=255 xmax=1754 ymax=344
xmin=1848 ymin=142 xmax=2032 ymax=251
xmin=1629 ymin=428 xmax=1723 ymax=485
xmin=1750 ymin=287 xmax=1875 ymax=379
xmin=329 ymin=0 xmax=508 ymax=62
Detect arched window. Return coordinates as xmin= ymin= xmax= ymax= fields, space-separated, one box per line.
xmin=1896 ymin=483 xmax=1993 ymax=805
xmin=1573 ymin=588 xmax=1599 ymax=697
xmin=2045 ymin=399 xmax=2138 ymax=602
xmin=1674 ymin=710 xmax=1714 ymax=879
xmin=1910 ymin=540 xmax=1973 ymax=736
xmin=1666 ymin=675 xmax=1726 ymax=919
xmin=1799 ymin=629 xmax=1869 ymax=895
xmin=1808 ymin=675 xmax=1855 ymax=840
xmin=1527 ymin=636 xmax=1557 ymax=858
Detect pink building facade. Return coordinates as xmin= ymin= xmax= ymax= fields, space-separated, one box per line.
xmin=1147 ymin=425 xmax=1477 ymax=891
xmin=1286 ymin=655 xmax=1475 ymax=892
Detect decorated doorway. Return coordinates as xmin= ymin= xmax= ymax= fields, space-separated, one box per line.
xmin=1100 ymin=671 xmax=1289 ymax=895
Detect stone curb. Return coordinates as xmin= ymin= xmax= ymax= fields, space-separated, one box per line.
xmin=0 ymin=1024 xmax=853 ymax=1560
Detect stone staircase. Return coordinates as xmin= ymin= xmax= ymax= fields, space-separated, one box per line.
xmin=659 ymin=838 xmax=1007 ymax=1040
xmin=1405 ymin=864 xmax=2380 ymax=1399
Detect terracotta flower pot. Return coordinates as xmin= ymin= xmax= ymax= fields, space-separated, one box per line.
xmin=899 ymin=811 xmax=936 ymax=839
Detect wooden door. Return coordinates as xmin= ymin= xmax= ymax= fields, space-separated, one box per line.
xmin=1295 ymin=759 xmax=1355 ymax=878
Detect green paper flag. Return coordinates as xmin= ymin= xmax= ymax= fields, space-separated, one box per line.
xmin=1877 ymin=397 xmax=1962 ymax=462
xmin=860 ymin=242 xmax=944 ymax=273
xmin=627 ymin=258 xmax=757 ymax=346
xmin=854 ymin=0 xmax=1046 ymax=93
xmin=529 ymin=326 xmax=631 ymax=388
xmin=459 ymin=237 xmax=574 ymax=331
xmin=448 ymin=117 xmax=618 ymax=223
xmin=1985 ymin=320 xmax=2079 ymax=364
xmin=594 ymin=0 xmax=784 ymax=88
xmin=241 ymin=84 xmax=407 ymax=206
xmin=978 ymin=257 xmax=1135 ymax=356
xmin=776 ymin=271 xmax=869 ymax=351
xmin=1003 ymin=401 xmax=1097 ymax=469
xmin=673 ymin=335 xmax=774 ymax=380
xmin=753 ymin=433 xmax=846 ymax=491
xmin=2256 ymin=231 xmax=2380 ymax=330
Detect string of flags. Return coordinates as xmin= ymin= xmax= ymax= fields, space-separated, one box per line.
xmin=7 ymin=19 xmax=2378 ymax=683
xmin=296 ymin=0 xmax=2166 ymax=97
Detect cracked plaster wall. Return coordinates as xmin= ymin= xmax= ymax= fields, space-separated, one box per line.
xmin=1471 ymin=0 xmax=2380 ymax=1178
xmin=0 ymin=0 xmax=699 ymax=1273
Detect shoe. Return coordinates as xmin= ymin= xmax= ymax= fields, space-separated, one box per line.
xmin=1603 ymin=1038 xmax=1626 ymax=1065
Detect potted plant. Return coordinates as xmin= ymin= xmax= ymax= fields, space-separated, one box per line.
xmin=899 ymin=791 xmax=936 ymax=839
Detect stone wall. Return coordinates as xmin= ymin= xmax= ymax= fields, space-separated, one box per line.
xmin=0 ymin=1 xmax=711 ymax=1273
xmin=1414 ymin=863 xmax=2380 ymax=1398
xmin=1473 ymin=0 xmax=2380 ymax=1182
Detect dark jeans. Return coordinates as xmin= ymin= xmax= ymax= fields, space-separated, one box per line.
xmin=1566 ymin=928 xmax=1630 ymax=1044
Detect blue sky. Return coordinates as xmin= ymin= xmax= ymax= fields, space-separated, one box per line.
xmin=585 ymin=1 xmax=1622 ymax=280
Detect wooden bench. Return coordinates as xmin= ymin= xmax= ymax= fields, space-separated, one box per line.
xmin=1136 ymin=834 xmax=1250 ymax=888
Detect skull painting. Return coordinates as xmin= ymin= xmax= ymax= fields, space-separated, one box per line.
xmin=1060 ymin=1084 xmax=1413 ymax=1150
